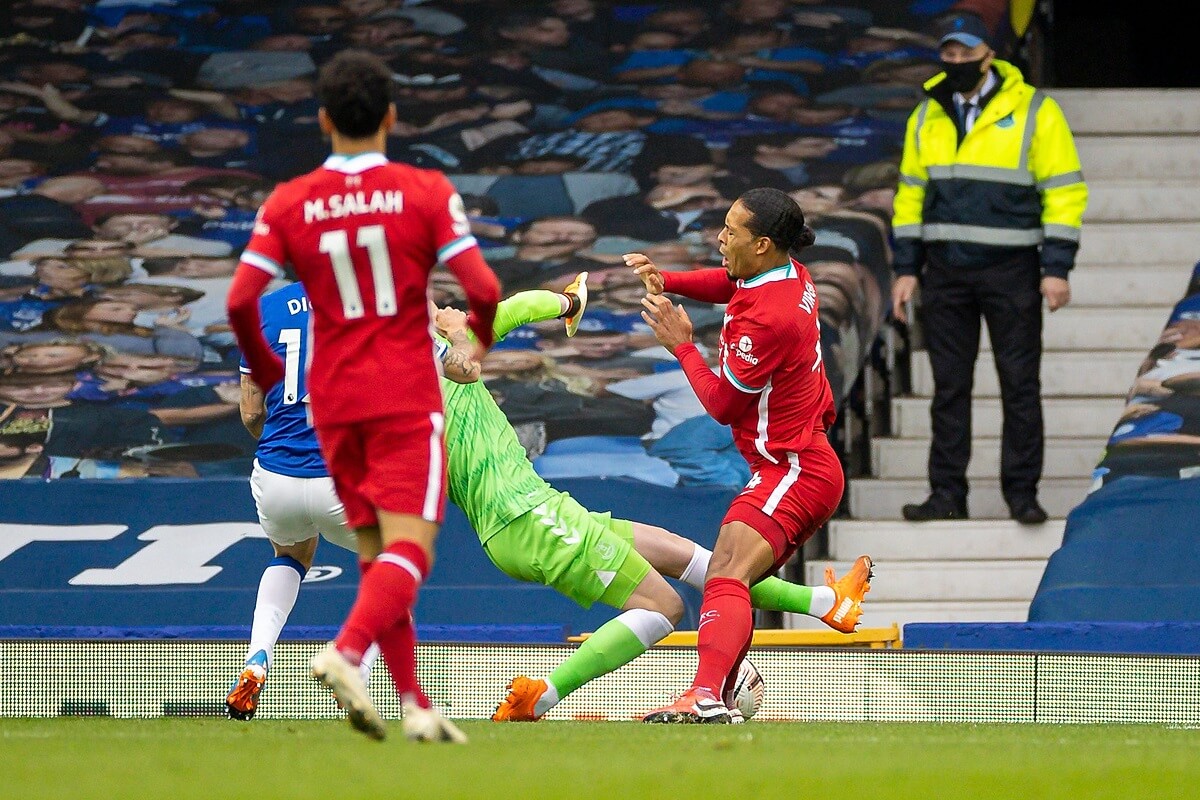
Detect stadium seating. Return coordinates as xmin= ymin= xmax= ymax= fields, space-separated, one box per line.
xmin=0 ymin=0 xmax=911 ymax=489
xmin=0 ymin=0 xmax=930 ymax=633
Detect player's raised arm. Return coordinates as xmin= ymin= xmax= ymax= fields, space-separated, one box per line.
xmin=444 ymin=245 xmax=500 ymax=351
xmin=227 ymin=262 xmax=284 ymax=391
xmin=623 ymin=252 xmax=736 ymax=305
xmin=432 ymin=180 xmax=501 ymax=351
xmin=433 ymin=305 xmax=481 ymax=384
xmin=227 ymin=191 xmax=289 ymax=391
xmin=640 ymin=293 xmax=757 ymax=425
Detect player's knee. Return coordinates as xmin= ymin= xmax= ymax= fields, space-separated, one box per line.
xmin=628 ymin=577 xmax=685 ymax=626
xmin=662 ymin=592 xmax=685 ymax=626
xmin=273 ymin=536 xmax=318 ymax=569
xmin=706 ymin=546 xmax=737 ymax=579
xmin=707 ymin=522 xmax=774 ymax=583
xmin=647 ymin=585 xmax=685 ymax=626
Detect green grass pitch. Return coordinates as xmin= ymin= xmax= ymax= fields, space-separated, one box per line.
xmin=3 ymin=717 xmax=1198 ymax=800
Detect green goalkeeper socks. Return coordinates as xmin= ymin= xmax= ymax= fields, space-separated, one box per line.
xmin=684 ymin=545 xmax=826 ymax=616
xmin=542 ymin=607 xmax=675 ymax=715
xmin=546 ymin=617 xmax=648 ymax=702
xmin=493 ymin=290 xmax=564 ymax=340
xmin=749 ymin=577 xmax=815 ymax=615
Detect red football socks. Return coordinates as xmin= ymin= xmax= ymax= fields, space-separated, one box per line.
xmin=692 ymin=577 xmax=753 ymax=697
xmin=377 ymin=612 xmax=429 ymax=708
xmin=334 ymin=541 xmax=428 ymax=667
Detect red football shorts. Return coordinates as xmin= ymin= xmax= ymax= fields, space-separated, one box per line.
xmin=315 ymin=411 xmax=447 ymax=530
xmin=723 ymin=434 xmax=844 ymax=581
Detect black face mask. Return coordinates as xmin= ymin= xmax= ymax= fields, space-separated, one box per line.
xmin=941 ymin=58 xmax=986 ymax=94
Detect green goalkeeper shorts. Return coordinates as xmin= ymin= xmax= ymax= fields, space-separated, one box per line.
xmin=482 ymin=491 xmax=649 ymax=610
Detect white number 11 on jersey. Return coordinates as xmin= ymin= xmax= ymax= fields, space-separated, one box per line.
xmin=318 ymin=224 xmax=397 ymax=319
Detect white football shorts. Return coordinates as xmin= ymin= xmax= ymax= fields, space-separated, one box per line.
xmin=250 ymin=460 xmax=356 ymax=552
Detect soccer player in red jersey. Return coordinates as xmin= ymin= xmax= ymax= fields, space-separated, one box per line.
xmin=226 ymin=50 xmax=500 ymax=742
xmin=628 ymin=188 xmax=873 ymax=724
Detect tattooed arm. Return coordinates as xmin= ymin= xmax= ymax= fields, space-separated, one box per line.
xmin=434 ymin=306 xmax=482 ymax=384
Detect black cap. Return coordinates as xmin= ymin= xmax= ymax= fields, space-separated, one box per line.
xmin=936 ymin=13 xmax=991 ymax=48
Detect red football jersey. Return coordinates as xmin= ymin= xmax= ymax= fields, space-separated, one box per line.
xmin=719 ymin=259 xmax=836 ymax=463
xmin=240 ymin=153 xmax=478 ymax=426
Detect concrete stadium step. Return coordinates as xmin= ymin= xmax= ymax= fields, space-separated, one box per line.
xmin=909 ymin=349 xmax=1144 ymax=397
xmin=1077 ymin=222 xmax=1200 ymax=266
xmin=802 ymin=559 xmax=1047 ymax=603
xmin=1085 ymin=180 xmax=1200 ymax=223
xmin=784 ymin=601 xmax=1031 ymax=630
xmin=872 ymin=437 xmax=1104 ymax=480
xmin=1075 ymin=137 xmax=1200 ymax=180
xmin=1054 ymin=89 xmax=1200 ymax=135
xmin=890 ymin=396 xmax=1125 ymax=439
xmin=825 ymin=519 xmax=1065 ymax=561
xmin=1066 ymin=263 xmax=1191 ymax=306
xmin=977 ymin=306 xmax=1165 ymax=351
xmin=847 ymin=477 xmax=1093 ymax=520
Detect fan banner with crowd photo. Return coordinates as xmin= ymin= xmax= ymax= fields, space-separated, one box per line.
xmin=1030 ymin=261 xmax=1200 ymax=623
xmin=0 ymin=478 xmax=731 ymax=636
xmin=0 ymin=0 xmax=968 ymax=487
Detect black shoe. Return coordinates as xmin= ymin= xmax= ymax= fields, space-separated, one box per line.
xmin=901 ymin=495 xmax=968 ymax=522
xmin=1009 ymin=498 xmax=1048 ymax=525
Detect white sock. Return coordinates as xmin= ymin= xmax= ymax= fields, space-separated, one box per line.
xmin=246 ymin=558 xmax=305 ymax=667
xmin=617 ymin=607 xmax=675 ymax=648
xmin=807 ymin=585 xmax=836 ymax=618
xmin=534 ymin=681 xmax=561 ymax=718
xmin=359 ymin=642 xmax=381 ymax=686
xmin=680 ymin=545 xmax=712 ymax=590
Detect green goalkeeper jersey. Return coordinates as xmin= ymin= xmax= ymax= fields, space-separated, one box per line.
xmin=440 ymin=376 xmax=557 ymax=544
xmin=435 ymin=289 xmax=566 ymax=543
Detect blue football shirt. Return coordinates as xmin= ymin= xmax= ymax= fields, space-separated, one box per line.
xmin=240 ymin=282 xmax=327 ymax=477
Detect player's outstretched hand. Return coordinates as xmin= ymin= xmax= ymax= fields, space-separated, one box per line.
xmin=641 ymin=294 xmax=693 ymax=352
xmin=623 ymin=252 xmax=664 ymax=295
xmin=434 ymin=305 xmax=469 ymax=337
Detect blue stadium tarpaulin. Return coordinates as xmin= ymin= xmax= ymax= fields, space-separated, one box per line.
xmin=1029 ymin=476 xmax=1200 ymax=622
xmin=1029 ymin=263 xmax=1200 ymax=624
xmin=0 ymin=478 xmax=732 ymax=640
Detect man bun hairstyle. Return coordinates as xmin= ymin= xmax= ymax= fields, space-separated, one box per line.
xmin=317 ymin=50 xmax=394 ymax=138
xmin=738 ymin=187 xmax=816 ymax=253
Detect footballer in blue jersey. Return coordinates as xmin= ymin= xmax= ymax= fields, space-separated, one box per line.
xmin=239 ymin=281 xmax=325 ymax=478
xmin=226 ymin=281 xmax=368 ymax=720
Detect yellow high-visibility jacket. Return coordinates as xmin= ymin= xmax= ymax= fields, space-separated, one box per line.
xmin=891 ymin=59 xmax=1087 ymax=279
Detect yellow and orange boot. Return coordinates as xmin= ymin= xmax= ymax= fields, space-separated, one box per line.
xmin=562 ymin=272 xmax=589 ymax=337
xmin=492 ymin=676 xmax=548 ymax=721
xmin=225 ymin=650 xmax=267 ymax=721
xmin=821 ymin=555 xmax=874 ymax=633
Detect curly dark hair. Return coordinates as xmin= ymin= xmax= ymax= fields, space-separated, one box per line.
xmin=317 ymin=50 xmax=394 ymax=138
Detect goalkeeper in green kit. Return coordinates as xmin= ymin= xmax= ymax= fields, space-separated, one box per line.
xmin=433 ymin=273 xmax=873 ymax=723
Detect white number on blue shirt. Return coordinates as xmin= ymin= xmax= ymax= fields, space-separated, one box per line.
xmin=278 ymin=327 xmax=301 ymax=405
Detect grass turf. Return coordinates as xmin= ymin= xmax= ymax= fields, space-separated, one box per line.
xmin=3 ymin=717 xmax=1198 ymax=800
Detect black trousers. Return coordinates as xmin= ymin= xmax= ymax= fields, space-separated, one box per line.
xmin=919 ymin=250 xmax=1044 ymax=508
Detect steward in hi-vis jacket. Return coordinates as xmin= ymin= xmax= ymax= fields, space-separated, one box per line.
xmin=890 ymin=12 xmax=1087 ymax=526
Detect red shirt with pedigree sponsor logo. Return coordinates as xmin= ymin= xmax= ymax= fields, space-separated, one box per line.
xmin=719 ymin=259 xmax=835 ymax=464
xmin=240 ymin=152 xmax=477 ymax=426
